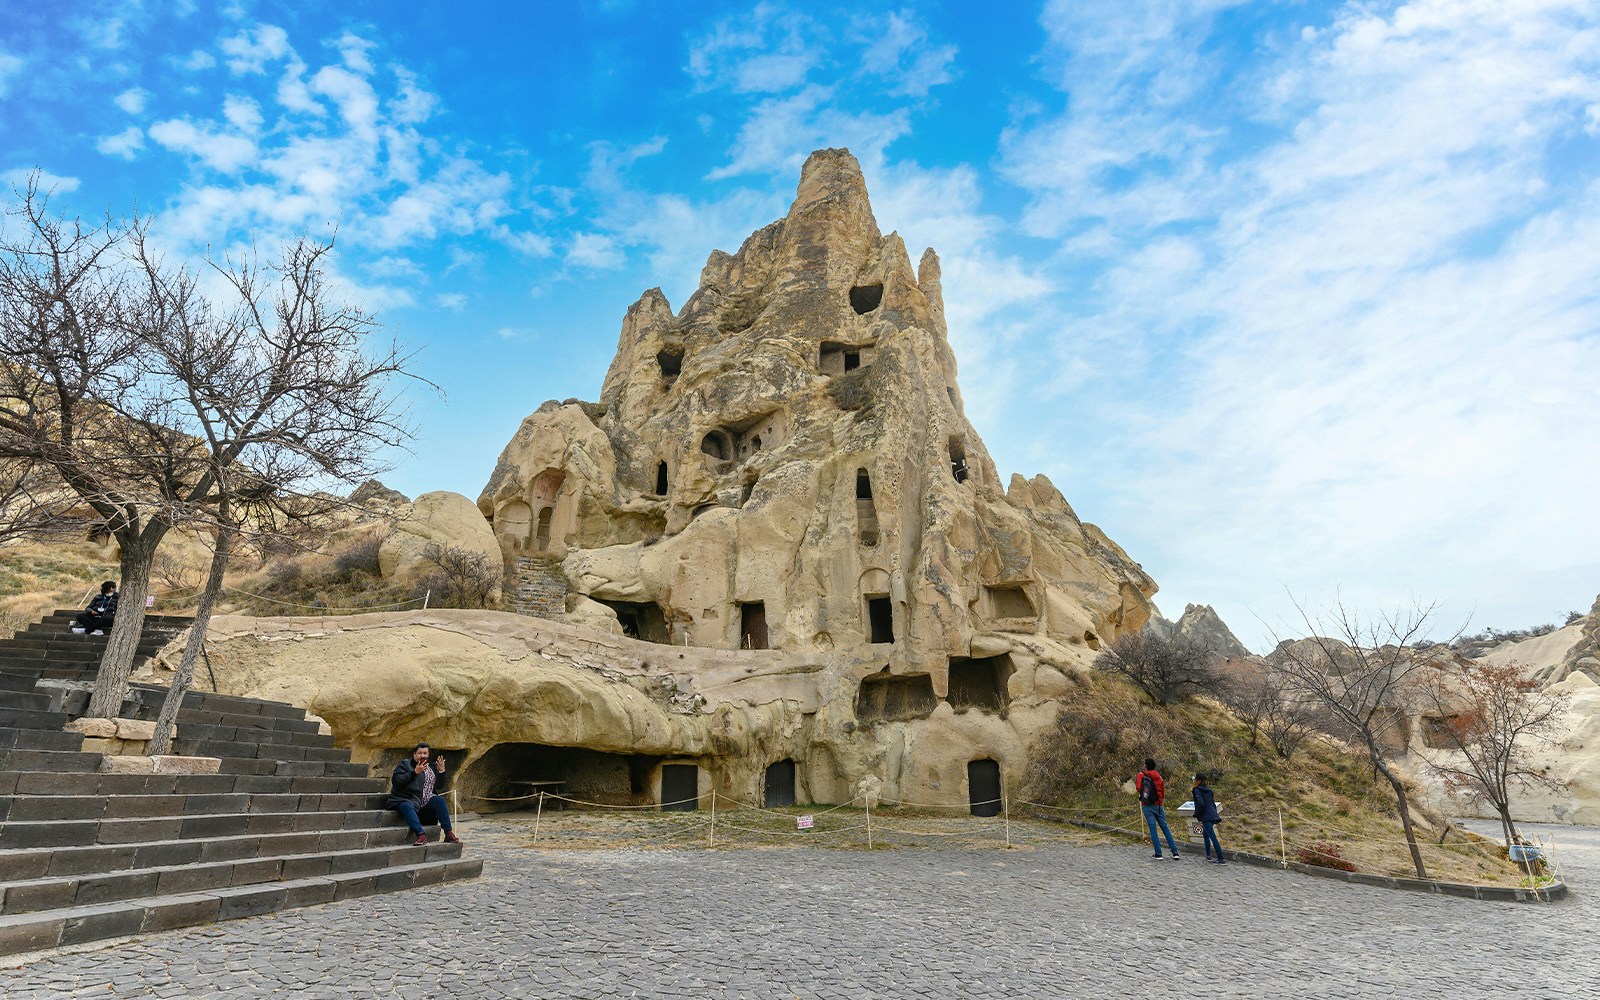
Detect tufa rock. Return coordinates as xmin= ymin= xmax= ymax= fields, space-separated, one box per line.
xmin=377 ymin=490 xmax=503 ymax=601
xmin=189 ymin=149 xmax=1162 ymax=811
xmin=479 ymin=147 xmax=1155 ymax=668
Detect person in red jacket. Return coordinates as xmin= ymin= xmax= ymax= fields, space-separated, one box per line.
xmin=1135 ymin=757 xmax=1180 ymax=859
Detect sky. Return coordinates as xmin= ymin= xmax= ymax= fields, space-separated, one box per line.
xmin=2 ymin=0 xmax=1597 ymax=651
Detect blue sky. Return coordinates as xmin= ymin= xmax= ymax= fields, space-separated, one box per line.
xmin=3 ymin=0 xmax=1598 ymax=649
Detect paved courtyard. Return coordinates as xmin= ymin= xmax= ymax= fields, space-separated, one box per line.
xmin=6 ymin=818 xmax=1596 ymax=998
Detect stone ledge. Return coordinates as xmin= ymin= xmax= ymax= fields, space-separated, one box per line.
xmin=99 ymin=755 xmax=221 ymax=775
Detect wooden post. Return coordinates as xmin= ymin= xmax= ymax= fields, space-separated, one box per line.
xmin=423 ymin=589 xmax=431 ymax=610
xmin=533 ymin=791 xmax=544 ymax=844
xmin=1003 ymin=788 xmax=1012 ymax=849
xmin=866 ymin=796 xmax=873 ymax=849
xmin=709 ymin=788 xmax=717 ymax=847
xmin=1278 ymin=809 xmax=1287 ymax=868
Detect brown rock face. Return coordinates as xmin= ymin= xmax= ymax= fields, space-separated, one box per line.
xmin=479 ymin=148 xmax=1155 ymax=672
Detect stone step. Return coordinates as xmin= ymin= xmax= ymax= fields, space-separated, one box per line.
xmin=0 ymin=825 xmax=425 ymax=881
xmin=0 ymin=769 xmax=384 ymax=798
xmin=0 ymin=839 xmax=462 ymax=916
xmin=177 ymin=740 xmax=347 ymax=763
xmin=0 ymin=708 xmax=69 ymax=730
xmin=0 ymin=730 xmax=86 ymax=754
xmin=0 ymin=749 xmax=103 ymax=775
xmin=0 ymin=857 xmax=482 ymax=956
xmin=0 ymin=791 xmax=388 ymax=824
xmin=146 ymin=708 xmax=322 ymax=735
xmin=0 ymin=808 xmax=410 ymax=850
xmin=208 ymin=757 xmax=368 ymax=779
xmin=34 ymin=611 xmax=193 ymax=627
xmin=166 ymin=724 xmax=334 ymax=749
xmin=0 ymin=690 xmax=55 ymax=712
xmin=0 ymin=673 xmax=42 ymax=693
xmin=0 ymin=639 xmax=166 ymax=659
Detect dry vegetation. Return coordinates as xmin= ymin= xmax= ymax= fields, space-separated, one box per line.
xmin=1025 ymin=675 xmax=1530 ymax=887
xmin=0 ymin=539 xmax=122 ymax=631
xmin=0 ymin=520 xmax=438 ymax=629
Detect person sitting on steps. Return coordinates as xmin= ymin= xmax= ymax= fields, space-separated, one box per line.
xmin=73 ymin=581 xmax=118 ymax=635
xmin=388 ymin=742 xmax=462 ymax=847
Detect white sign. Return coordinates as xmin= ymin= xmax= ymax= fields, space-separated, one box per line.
xmin=796 ymin=815 xmax=814 ymax=830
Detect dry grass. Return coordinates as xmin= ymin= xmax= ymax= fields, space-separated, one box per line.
xmin=1025 ymin=677 xmax=1527 ymax=887
xmin=0 ymin=539 xmax=121 ymax=629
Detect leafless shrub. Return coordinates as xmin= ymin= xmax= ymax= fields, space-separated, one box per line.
xmin=1093 ymin=631 xmax=1227 ymax=706
xmin=417 ymin=542 xmax=499 ymax=609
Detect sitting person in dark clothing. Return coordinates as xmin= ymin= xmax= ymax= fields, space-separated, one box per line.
xmin=73 ymin=581 xmax=118 ymax=635
xmin=388 ymin=742 xmax=461 ymax=846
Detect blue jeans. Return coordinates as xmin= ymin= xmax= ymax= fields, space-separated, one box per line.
xmin=393 ymin=797 xmax=452 ymax=836
xmin=1202 ymin=820 xmax=1222 ymax=859
xmin=1142 ymin=804 xmax=1178 ymax=855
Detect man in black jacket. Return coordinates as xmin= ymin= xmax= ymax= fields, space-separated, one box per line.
xmin=74 ymin=581 xmax=118 ymax=635
xmin=388 ymin=742 xmax=461 ymax=846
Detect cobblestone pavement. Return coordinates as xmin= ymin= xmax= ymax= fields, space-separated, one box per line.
xmin=7 ymin=817 xmax=1597 ymax=998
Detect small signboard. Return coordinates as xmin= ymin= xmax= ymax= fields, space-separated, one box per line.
xmin=796 ymin=815 xmax=815 ymax=830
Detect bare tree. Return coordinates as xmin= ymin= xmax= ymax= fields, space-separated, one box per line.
xmin=1222 ymin=664 xmax=1321 ymax=761
xmin=418 ymin=541 xmax=499 ymax=610
xmin=139 ymin=235 xmax=418 ymax=754
xmin=1420 ymin=658 xmax=1571 ymax=848
xmin=1270 ymin=597 xmax=1459 ymax=879
xmin=0 ymin=178 xmax=209 ymax=717
xmin=1 ymin=178 xmax=418 ymax=724
xmin=1093 ymin=631 xmax=1223 ymax=706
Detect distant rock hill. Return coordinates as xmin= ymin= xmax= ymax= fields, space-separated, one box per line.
xmin=1148 ymin=603 xmax=1253 ymax=658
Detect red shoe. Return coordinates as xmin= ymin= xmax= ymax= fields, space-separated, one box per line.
xmin=443 ymin=831 xmax=461 ymax=844
xmin=412 ymin=834 xmax=428 ymax=846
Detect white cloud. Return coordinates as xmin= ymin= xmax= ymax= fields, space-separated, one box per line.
xmin=276 ymin=58 xmax=324 ymax=115
xmin=999 ymin=0 xmax=1600 ymax=645
xmin=115 ymin=87 xmax=149 ymax=114
xmin=388 ymin=68 xmax=437 ymax=125
xmin=311 ymin=66 xmax=380 ymax=142
xmin=148 ymin=118 xmax=260 ymax=172
xmin=687 ymin=3 xmax=821 ymax=93
xmin=177 ymin=49 xmax=216 ymax=71
xmin=854 ymin=10 xmax=957 ymax=97
xmin=96 ymin=126 xmax=145 ymax=159
xmin=0 ymin=52 xmax=22 ymax=98
xmin=81 ymin=17 xmax=126 ymax=50
xmin=436 ymin=292 xmax=466 ymax=310
xmin=706 ymin=85 xmax=911 ymax=180
xmin=222 ymin=24 xmax=291 ymax=75
xmin=334 ymin=32 xmax=376 ymax=75
xmin=222 ymin=95 xmax=263 ymax=133
xmin=1 ymin=168 xmax=80 ymax=193
xmin=566 ymin=232 xmax=625 ymax=270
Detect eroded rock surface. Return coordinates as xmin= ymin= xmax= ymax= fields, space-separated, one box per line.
xmin=174 ymin=150 xmax=1163 ymax=811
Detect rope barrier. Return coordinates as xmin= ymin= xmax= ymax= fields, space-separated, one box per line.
xmin=466 ymin=787 xmax=1546 ymax=891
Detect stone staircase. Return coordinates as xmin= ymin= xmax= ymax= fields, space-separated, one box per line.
xmin=510 ymin=555 xmax=569 ymax=619
xmin=0 ymin=611 xmax=481 ymax=957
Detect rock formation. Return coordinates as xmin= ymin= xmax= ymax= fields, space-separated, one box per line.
xmin=377 ymin=490 xmax=502 ymax=601
xmin=1547 ymin=593 xmax=1600 ymax=684
xmin=480 ymin=148 xmax=1154 ymax=661
xmin=1148 ymin=603 xmax=1252 ymax=658
xmin=174 ymin=149 xmax=1159 ymax=813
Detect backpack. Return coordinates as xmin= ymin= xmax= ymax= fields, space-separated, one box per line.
xmin=1138 ymin=773 xmax=1158 ymax=806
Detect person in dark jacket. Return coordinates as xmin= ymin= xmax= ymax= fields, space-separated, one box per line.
xmin=1135 ymin=757 xmax=1180 ymax=859
xmin=1192 ymin=772 xmax=1224 ymax=864
xmin=73 ymin=581 xmax=117 ymax=635
xmin=388 ymin=742 xmax=461 ymax=846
